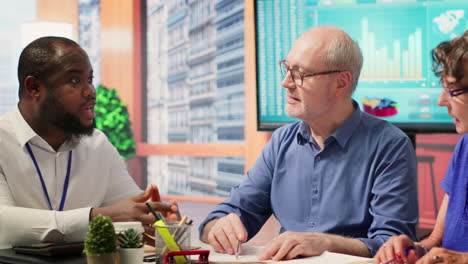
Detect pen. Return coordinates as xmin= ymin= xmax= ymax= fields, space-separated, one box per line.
xmin=235 ymin=240 xmax=240 ymax=259
xmin=145 ymin=202 xmax=160 ymax=222
xmin=156 ymin=212 xmax=167 ymax=224
xmin=169 ymin=216 xmax=189 ymax=245
xmin=380 ymin=246 xmax=414 ymax=264
xmin=173 ymin=216 xmax=189 ymax=241
xmin=179 ymin=215 xmax=189 ymax=226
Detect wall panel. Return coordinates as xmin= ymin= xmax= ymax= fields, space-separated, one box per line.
xmin=36 ymin=0 xmax=78 ymax=40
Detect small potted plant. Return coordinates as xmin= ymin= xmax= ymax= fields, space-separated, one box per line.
xmin=84 ymin=215 xmax=118 ymax=264
xmin=117 ymin=228 xmax=144 ymax=264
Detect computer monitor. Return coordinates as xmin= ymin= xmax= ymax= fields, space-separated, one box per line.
xmin=256 ymin=0 xmax=467 ymax=133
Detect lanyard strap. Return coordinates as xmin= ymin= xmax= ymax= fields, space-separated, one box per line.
xmin=25 ymin=143 xmax=72 ymax=211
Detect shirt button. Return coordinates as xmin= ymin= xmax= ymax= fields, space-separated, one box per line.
xmin=315 ymin=156 xmax=320 ymax=161
xmin=308 ymin=222 xmax=316 ymax=227
xmin=313 ymin=189 xmax=318 ymax=194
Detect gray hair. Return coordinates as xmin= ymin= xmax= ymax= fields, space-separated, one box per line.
xmin=324 ymin=34 xmax=363 ymax=94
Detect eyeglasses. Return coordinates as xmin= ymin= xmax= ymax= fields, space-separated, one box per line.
xmin=279 ymin=59 xmax=343 ymax=86
xmin=444 ymin=87 xmax=468 ymax=97
xmin=441 ymin=78 xmax=468 ymax=97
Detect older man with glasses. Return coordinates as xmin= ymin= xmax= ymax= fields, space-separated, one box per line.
xmin=199 ymin=26 xmax=418 ymax=260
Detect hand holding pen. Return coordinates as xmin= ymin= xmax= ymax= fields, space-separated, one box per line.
xmin=374 ymin=235 xmax=428 ymax=264
xmin=379 ymin=246 xmax=415 ymax=264
xmin=148 ymin=185 xmax=181 ymax=221
xmin=202 ymin=213 xmax=247 ymax=256
xmin=90 ymin=185 xmax=177 ymax=233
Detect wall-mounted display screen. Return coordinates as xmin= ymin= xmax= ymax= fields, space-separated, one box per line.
xmin=256 ymin=0 xmax=468 ymax=133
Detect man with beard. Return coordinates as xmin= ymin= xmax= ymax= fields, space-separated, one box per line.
xmin=0 ymin=36 xmax=178 ymax=248
xmin=200 ymin=26 xmax=418 ymax=260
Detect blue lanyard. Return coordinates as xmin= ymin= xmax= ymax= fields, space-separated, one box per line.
xmin=25 ymin=143 xmax=72 ymax=211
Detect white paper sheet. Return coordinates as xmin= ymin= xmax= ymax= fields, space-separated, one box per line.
xmin=192 ymin=244 xmax=374 ymax=264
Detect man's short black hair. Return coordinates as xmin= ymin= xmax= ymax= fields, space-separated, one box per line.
xmin=17 ymin=36 xmax=79 ymax=99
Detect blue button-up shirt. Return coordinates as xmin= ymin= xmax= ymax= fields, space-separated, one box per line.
xmin=200 ymin=103 xmax=418 ymax=255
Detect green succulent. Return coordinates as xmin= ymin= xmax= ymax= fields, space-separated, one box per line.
xmin=84 ymin=215 xmax=117 ymax=256
xmin=117 ymin=228 xmax=143 ymax=248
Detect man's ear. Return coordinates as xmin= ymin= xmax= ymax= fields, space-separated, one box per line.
xmin=24 ymin=76 xmax=41 ymax=99
xmin=335 ymin=71 xmax=352 ymax=96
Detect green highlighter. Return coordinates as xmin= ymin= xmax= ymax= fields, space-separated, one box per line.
xmin=154 ymin=219 xmax=186 ymax=264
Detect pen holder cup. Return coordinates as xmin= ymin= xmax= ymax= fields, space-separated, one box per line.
xmin=154 ymin=221 xmax=191 ymax=264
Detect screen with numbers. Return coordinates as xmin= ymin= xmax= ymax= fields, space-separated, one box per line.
xmin=255 ymin=0 xmax=468 ymax=133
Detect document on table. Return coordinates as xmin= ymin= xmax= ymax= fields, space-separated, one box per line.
xmin=196 ymin=245 xmax=374 ymax=264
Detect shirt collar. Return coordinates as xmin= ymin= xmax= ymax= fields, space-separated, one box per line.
xmin=12 ymin=104 xmax=38 ymax=148
xmin=296 ymin=100 xmax=362 ymax=148
xmin=331 ymin=100 xmax=361 ymax=148
xmin=296 ymin=121 xmax=312 ymax=145
xmin=12 ymin=104 xmax=79 ymax=152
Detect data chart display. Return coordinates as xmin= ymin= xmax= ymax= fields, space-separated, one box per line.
xmin=256 ymin=0 xmax=468 ymax=132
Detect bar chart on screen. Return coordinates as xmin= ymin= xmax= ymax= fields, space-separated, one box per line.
xmin=256 ymin=0 xmax=468 ymax=131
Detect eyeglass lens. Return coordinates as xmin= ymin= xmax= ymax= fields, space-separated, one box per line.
xmin=441 ymin=78 xmax=468 ymax=97
xmin=280 ymin=62 xmax=302 ymax=86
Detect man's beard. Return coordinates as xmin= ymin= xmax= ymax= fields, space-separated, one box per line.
xmin=39 ymin=91 xmax=95 ymax=138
